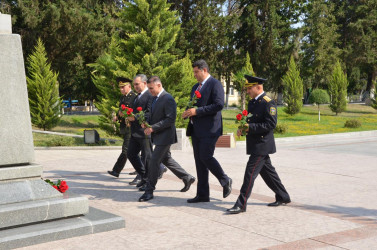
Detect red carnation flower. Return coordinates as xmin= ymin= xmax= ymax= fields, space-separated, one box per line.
xmin=127 ymin=110 xmax=132 ymax=115
xmin=236 ymin=114 xmax=242 ymax=121
xmin=53 ymin=185 xmax=58 ymax=190
xmin=137 ymin=107 xmax=142 ymax=112
xmin=121 ymin=104 xmax=126 ymax=111
xmin=58 ymin=181 xmax=69 ymax=193
xmin=128 ymin=108 xmax=133 ymax=113
xmin=242 ymin=110 xmax=248 ymax=116
xmin=194 ymin=91 xmax=201 ymax=99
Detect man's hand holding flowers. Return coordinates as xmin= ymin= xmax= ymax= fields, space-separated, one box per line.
xmin=182 ymin=90 xmax=201 ymax=119
xmin=120 ymin=104 xmax=134 ymax=127
xmin=236 ymin=110 xmax=252 ymax=137
xmin=135 ymin=107 xmax=151 ymax=128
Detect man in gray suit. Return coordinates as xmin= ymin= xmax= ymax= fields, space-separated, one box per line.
xmin=138 ymin=76 xmax=195 ymax=202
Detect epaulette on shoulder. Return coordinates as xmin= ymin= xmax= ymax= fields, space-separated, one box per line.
xmin=263 ymin=96 xmax=271 ymax=102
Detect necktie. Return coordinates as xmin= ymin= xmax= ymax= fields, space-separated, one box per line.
xmin=197 ymin=83 xmax=202 ymax=91
xmin=151 ymin=97 xmax=158 ymax=112
xmin=134 ymin=93 xmax=141 ymax=103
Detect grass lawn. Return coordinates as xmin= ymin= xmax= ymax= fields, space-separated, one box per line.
xmin=32 ymin=115 xmax=123 ymax=146
xmin=33 ymin=104 xmax=377 ymax=146
xmin=223 ymin=103 xmax=377 ymax=140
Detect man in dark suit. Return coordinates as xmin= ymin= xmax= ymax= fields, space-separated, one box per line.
xmin=126 ymin=74 xmax=154 ymax=186
xmin=107 ymin=77 xmax=137 ymax=178
xmin=226 ymin=75 xmax=291 ymax=214
xmin=139 ymin=76 xmax=195 ymax=202
xmin=182 ymin=59 xmax=232 ymax=203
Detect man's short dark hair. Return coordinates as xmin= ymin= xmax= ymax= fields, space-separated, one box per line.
xmin=192 ymin=59 xmax=209 ymax=71
xmin=147 ymin=75 xmax=161 ymax=85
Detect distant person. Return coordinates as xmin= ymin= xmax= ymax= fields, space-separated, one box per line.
xmin=108 ymin=77 xmax=137 ymax=178
xmin=139 ymin=76 xmax=195 ymax=202
xmin=226 ymin=75 xmax=291 ymax=214
xmin=182 ymin=59 xmax=232 ymax=203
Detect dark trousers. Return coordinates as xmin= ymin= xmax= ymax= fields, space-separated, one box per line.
xmin=112 ymin=132 xmax=131 ymax=174
xmin=127 ymin=136 xmax=152 ymax=178
xmin=192 ymin=135 xmax=230 ymax=198
xmin=145 ymin=145 xmax=191 ymax=193
xmin=235 ymin=154 xmax=290 ymax=211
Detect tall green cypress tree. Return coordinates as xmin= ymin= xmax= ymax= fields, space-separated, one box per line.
xmin=232 ymin=52 xmax=254 ymax=110
xmin=282 ymin=55 xmax=303 ymax=115
xmin=328 ymin=61 xmax=348 ymax=115
xmin=302 ymin=0 xmax=341 ymax=89
xmin=118 ymin=0 xmax=180 ymax=76
xmin=89 ymin=37 xmax=139 ymax=136
xmin=162 ymin=54 xmax=196 ymax=128
xmin=91 ymin=0 xmax=193 ymax=135
xmin=27 ymin=38 xmax=61 ymax=131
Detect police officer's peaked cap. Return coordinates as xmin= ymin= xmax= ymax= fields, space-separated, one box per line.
xmin=244 ymin=75 xmax=267 ymax=87
xmin=116 ymin=77 xmax=133 ymax=87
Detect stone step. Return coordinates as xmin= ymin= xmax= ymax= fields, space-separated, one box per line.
xmin=0 ymin=207 xmax=125 ymax=249
xmin=0 ymin=164 xmax=42 ymax=181
xmin=0 ymin=193 xmax=88 ymax=229
xmin=0 ymin=178 xmax=62 ymax=205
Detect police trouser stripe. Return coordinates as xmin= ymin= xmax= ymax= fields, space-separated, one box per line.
xmin=241 ymin=156 xmax=261 ymax=210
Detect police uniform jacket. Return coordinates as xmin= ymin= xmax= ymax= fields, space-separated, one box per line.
xmin=246 ymin=92 xmax=277 ymax=155
xmin=118 ymin=90 xmax=137 ymax=134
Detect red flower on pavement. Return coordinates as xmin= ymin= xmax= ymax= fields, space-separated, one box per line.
xmin=137 ymin=107 xmax=143 ymax=112
xmin=44 ymin=179 xmax=69 ymax=193
xmin=58 ymin=180 xmax=69 ymax=193
xmin=121 ymin=104 xmax=126 ymax=111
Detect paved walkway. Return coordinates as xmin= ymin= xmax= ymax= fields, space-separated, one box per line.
xmin=21 ymin=131 xmax=377 ymax=250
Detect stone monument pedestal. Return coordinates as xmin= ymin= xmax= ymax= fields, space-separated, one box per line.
xmin=0 ymin=13 xmax=124 ymax=248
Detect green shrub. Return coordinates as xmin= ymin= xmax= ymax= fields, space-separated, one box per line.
xmin=274 ymin=124 xmax=288 ymax=134
xmin=44 ymin=136 xmax=76 ymax=147
xmin=344 ymin=119 xmax=361 ymax=128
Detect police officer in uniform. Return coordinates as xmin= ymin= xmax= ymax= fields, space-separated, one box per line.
xmin=108 ymin=77 xmax=138 ymax=178
xmin=226 ymin=75 xmax=291 ymax=214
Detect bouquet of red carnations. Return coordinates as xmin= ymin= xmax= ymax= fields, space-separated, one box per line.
xmin=235 ymin=110 xmax=252 ymax=136
xmin=45 ymin=179 xmax=69 ymax=193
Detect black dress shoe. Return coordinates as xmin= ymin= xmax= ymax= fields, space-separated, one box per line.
xmin=107 ymin=170 xmax=119 ymax=178
xmin=138 ymin=184 xmax=146 ymax=191
xmin=187 ymin=196 xmax=210 ymax=203
xmin=223 ymin=178 xmax=232 ymax=198
xmin=158 ymin=166 xmax=167 ymax=179
xmin=226 ymin=205 xmax=245 ymax=214
xmin=268 ymin=200 xmax=291 ymax=207
xmin=129 ymin=171 xmax=137 ymax=175
xmin=180 ymin=176 xmax=195 ymax=192
xmin=129 ymin=175 xmax=141 ymax=185
xmin=138 ymin=192 xmax=154 ymax=202
xmin=136 ymin=179 xmax=147 ymax=188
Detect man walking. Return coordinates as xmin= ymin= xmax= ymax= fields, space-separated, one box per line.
xmin=127 ymin=74 xmax=167 ymax=187
xmin=126 ymin=74 xmax=153 ymax=186
xmin=139 ymin=76 xmax=195 ymax=202
xmin=226 ymin=75 xmax=291 ymax=214
xmin=182 ymin=59 xmax=232 ymax=203
xmin=107 ymin=77 xmax=137 ymax=178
